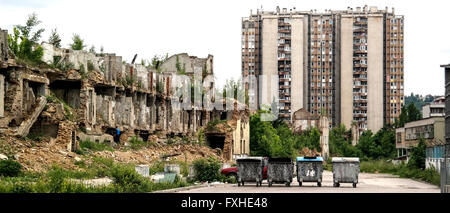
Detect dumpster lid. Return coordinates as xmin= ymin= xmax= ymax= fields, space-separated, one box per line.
xmin=332 ymin=157 xmax=359 ymax=163
xmin=236 ymin=157 xmax=263 ymax=163
xmin=296 ymin=156 xmax=323 ymax=162
xmin=268 ymin=157 xmax=292 ymax=163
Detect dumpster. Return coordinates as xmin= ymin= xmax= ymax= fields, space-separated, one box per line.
xmin=296 ymin=156 xmax=323 ymax=187
xmin=236 ymin=157 xmax=264 ymax=187
xmin=267 ymin=158 xmax=294 ymax=187
xmin=332 ymin=157 xmax=360 ymax=188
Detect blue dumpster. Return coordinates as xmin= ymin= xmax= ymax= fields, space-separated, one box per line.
xmin=296 ymin=156 xmax=324 ymax=187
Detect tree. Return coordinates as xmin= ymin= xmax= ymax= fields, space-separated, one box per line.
xmin=408 ymin=137 xmax=426 ymax=169
xmin=329 ymin=125 xmax=360 ymax=157
xmin=175 ymin=55 xmax=186 ymax=74
xmin=48 ymin=28 xmax=61 ymax=48
xmin=8 ymin=13 xmax=44 ymax=64
xmin=70 ymin=34 xmax=85 ymax=50
xmin=397 ymin=102 xmax=422 ymax=127
xmin=250 ymin=111 xmax=280 ymax=157
xmin=89 ymin=45 xmax=96 ymax=53
xmin=407 ymin=102 xmax=422 ymax=122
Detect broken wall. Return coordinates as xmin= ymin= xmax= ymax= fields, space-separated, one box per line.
xmin=0 ymin=29 xmax=7 ymax=62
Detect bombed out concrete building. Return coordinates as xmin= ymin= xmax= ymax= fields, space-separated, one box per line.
xmin=0 ymin=28 xmax=249 ymax=161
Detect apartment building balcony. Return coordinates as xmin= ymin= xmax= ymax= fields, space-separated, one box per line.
xmin=278 ymin=22 xmax=290 ymax=27
xmin=354 ymin=63 xmax=367 ymax=68
xmin=279 ymin=29 xmax=291 ymax=33
xmin=279 ymin=78 xmax=290 ymax=82
xmin=354 ymin=106 xmax=367 ymax=111
xmin=354 ymin=21 xmax=368 ymax=26
xmin=279 ymin=85 xmax=290 ymax=89
xmin=354 ymin=99 xmax=367 ymax=103
xmin=354 ymin=113 xmax=367 ymax=118
xmin=278 ymin=71 xmax=290 ymax=76
xmin=353 ymin=28 xmax=367 ymax=33
xmin=279 ymin=99 xmax=291 ymax=103
xmin=355 ymin=50 xmax=368 ymax=54
xmin=280 ymin=92 xmax=290 ymax=97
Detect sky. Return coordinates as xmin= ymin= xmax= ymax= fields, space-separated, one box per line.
xmin=0 ymin=0 xmax=449 ymax=96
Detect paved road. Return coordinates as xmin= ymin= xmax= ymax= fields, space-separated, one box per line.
xmin=179 ymin=171 xmax=439 ymax=193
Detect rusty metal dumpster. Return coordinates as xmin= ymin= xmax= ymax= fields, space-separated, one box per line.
xmin=236 ymin=157 xmax=264 ymax=187
xmin=267 ymin=158 xmax=294 ymax=187
xmin=296 ymin=156 xmax=323 ymax=187
xmin=332 ymin=157 xmax=360 ymax=188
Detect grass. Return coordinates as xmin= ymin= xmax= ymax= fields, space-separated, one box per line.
xmin=360 ymin=160 xmax=441 ymax=186
xmin=79 ymin=139 xmax=114 ymax=152
xmin=45 ymin=94 xmax=76 ymax=121
xmin=0 ymin=158 xmax=190 ymax=193
xmin=128 ymin=136 xmax=155 ymax=150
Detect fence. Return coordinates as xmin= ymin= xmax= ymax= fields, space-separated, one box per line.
xmin=441 ymin=144 xmax=450 ymax=193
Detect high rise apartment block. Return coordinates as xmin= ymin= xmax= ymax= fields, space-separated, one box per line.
xmin=242 ymin=6 xmax=404 ymax=133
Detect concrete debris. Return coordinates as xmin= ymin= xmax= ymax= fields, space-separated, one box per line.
xmin=0 ymin=153 xmax=8 ymax=160
xmin=0 ymin=28 xmax=250 ymax=175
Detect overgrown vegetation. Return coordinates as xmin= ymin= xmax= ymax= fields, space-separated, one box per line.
xmin=70 ymin=34 xmax=85 ymax=50
xmin=0 ymin=160 xmax=23 ymax=177
xmin=396 ymin=102 xmax=422 ymax=127
xmin=48 ymin=28 xmax=61 ymax=48
xmin=128 ymin=136 xmax=155 ymax=150
xmin=79 ymin=139 xmax=114 ymax=152
xmin=175 ymin=55 xmax=186 ymax=75
xmin=192 ymin=157 xmax=224 ymax=182
xmin=8 ymin=13 xmax=44 ymax=66
xmin=0 ymin=158 xmax=189 ymax=193
xmin=250 ymin=111 xmax=321 ymax=158
xmin=360 ymin=160 xmax=440 ymax=186
xmin=45 ymin=94 xmax=76 ymax=121
xmin=206 ymin=119 xmax=228 ymax=132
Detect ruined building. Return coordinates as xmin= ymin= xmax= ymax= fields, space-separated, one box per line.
xmin=0 ymin=28 xmax=249 ymax=161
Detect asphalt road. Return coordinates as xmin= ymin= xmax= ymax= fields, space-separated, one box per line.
xmin=179 ymin=171 xmax=439 ymax=193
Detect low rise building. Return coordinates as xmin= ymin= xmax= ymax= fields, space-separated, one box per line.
xmin=422 ymin=103 xmax=445 ymax=119
xmin=395 ymin=117 xmax=445 ymax=162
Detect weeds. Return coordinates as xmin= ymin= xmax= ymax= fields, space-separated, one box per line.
xmin=79 ymin=139 xmax=114 ymax=152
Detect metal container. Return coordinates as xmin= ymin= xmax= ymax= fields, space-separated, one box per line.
xmin=267 ymin=158 xmax=294 ymax=187
xmin=236 ymin=157 xmax=264 ymax=187
xmin=332 ymin=157 xmax=360 ymax=188
xmin=296 ymin=156 xmax=323 ymax=187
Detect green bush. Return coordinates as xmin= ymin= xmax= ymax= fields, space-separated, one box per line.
xmin=110 ymin=164 xmax=143 ymax=187
xmin=149 ymin=161 xmax=165 ymax=176
xmin=128 ymin=136 xmax=154 ymax=150
xmin=47 ymin=166 xmax=68 ymax=193
xmin=79 ymin=139 xmax=114 ymax=152
xmin=408 ymin=138 xmax=426 ymax=169
xmin=0 ymin=160 xmax=23 ymax=177
xmin=192 ymin=157 xmax=223 ymax=182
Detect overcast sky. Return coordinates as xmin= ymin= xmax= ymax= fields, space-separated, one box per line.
xmin=0 ymin=0 xmax=449 ymax=96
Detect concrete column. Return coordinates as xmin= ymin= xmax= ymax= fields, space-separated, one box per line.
xmin=367 ymin=15 xmax=384 ymax=133
xmin=291 ymin=15 xmax=305 ymax=118
xmin=0 ymin=74 xmax=4 ymax=117
xmin=339 ymin=16 xmax=354 ymax=130
xmin=260 ymin=16 xmax=279 ymax=107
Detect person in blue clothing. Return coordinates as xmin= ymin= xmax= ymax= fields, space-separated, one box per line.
xmin=114 ymin=127 xmax=121 ymax=143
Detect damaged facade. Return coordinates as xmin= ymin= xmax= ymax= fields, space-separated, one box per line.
xmin=0 ymin=28 xmax=249 ymax=161
xmin=292 ymin=108 xmax=329 ymax=159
